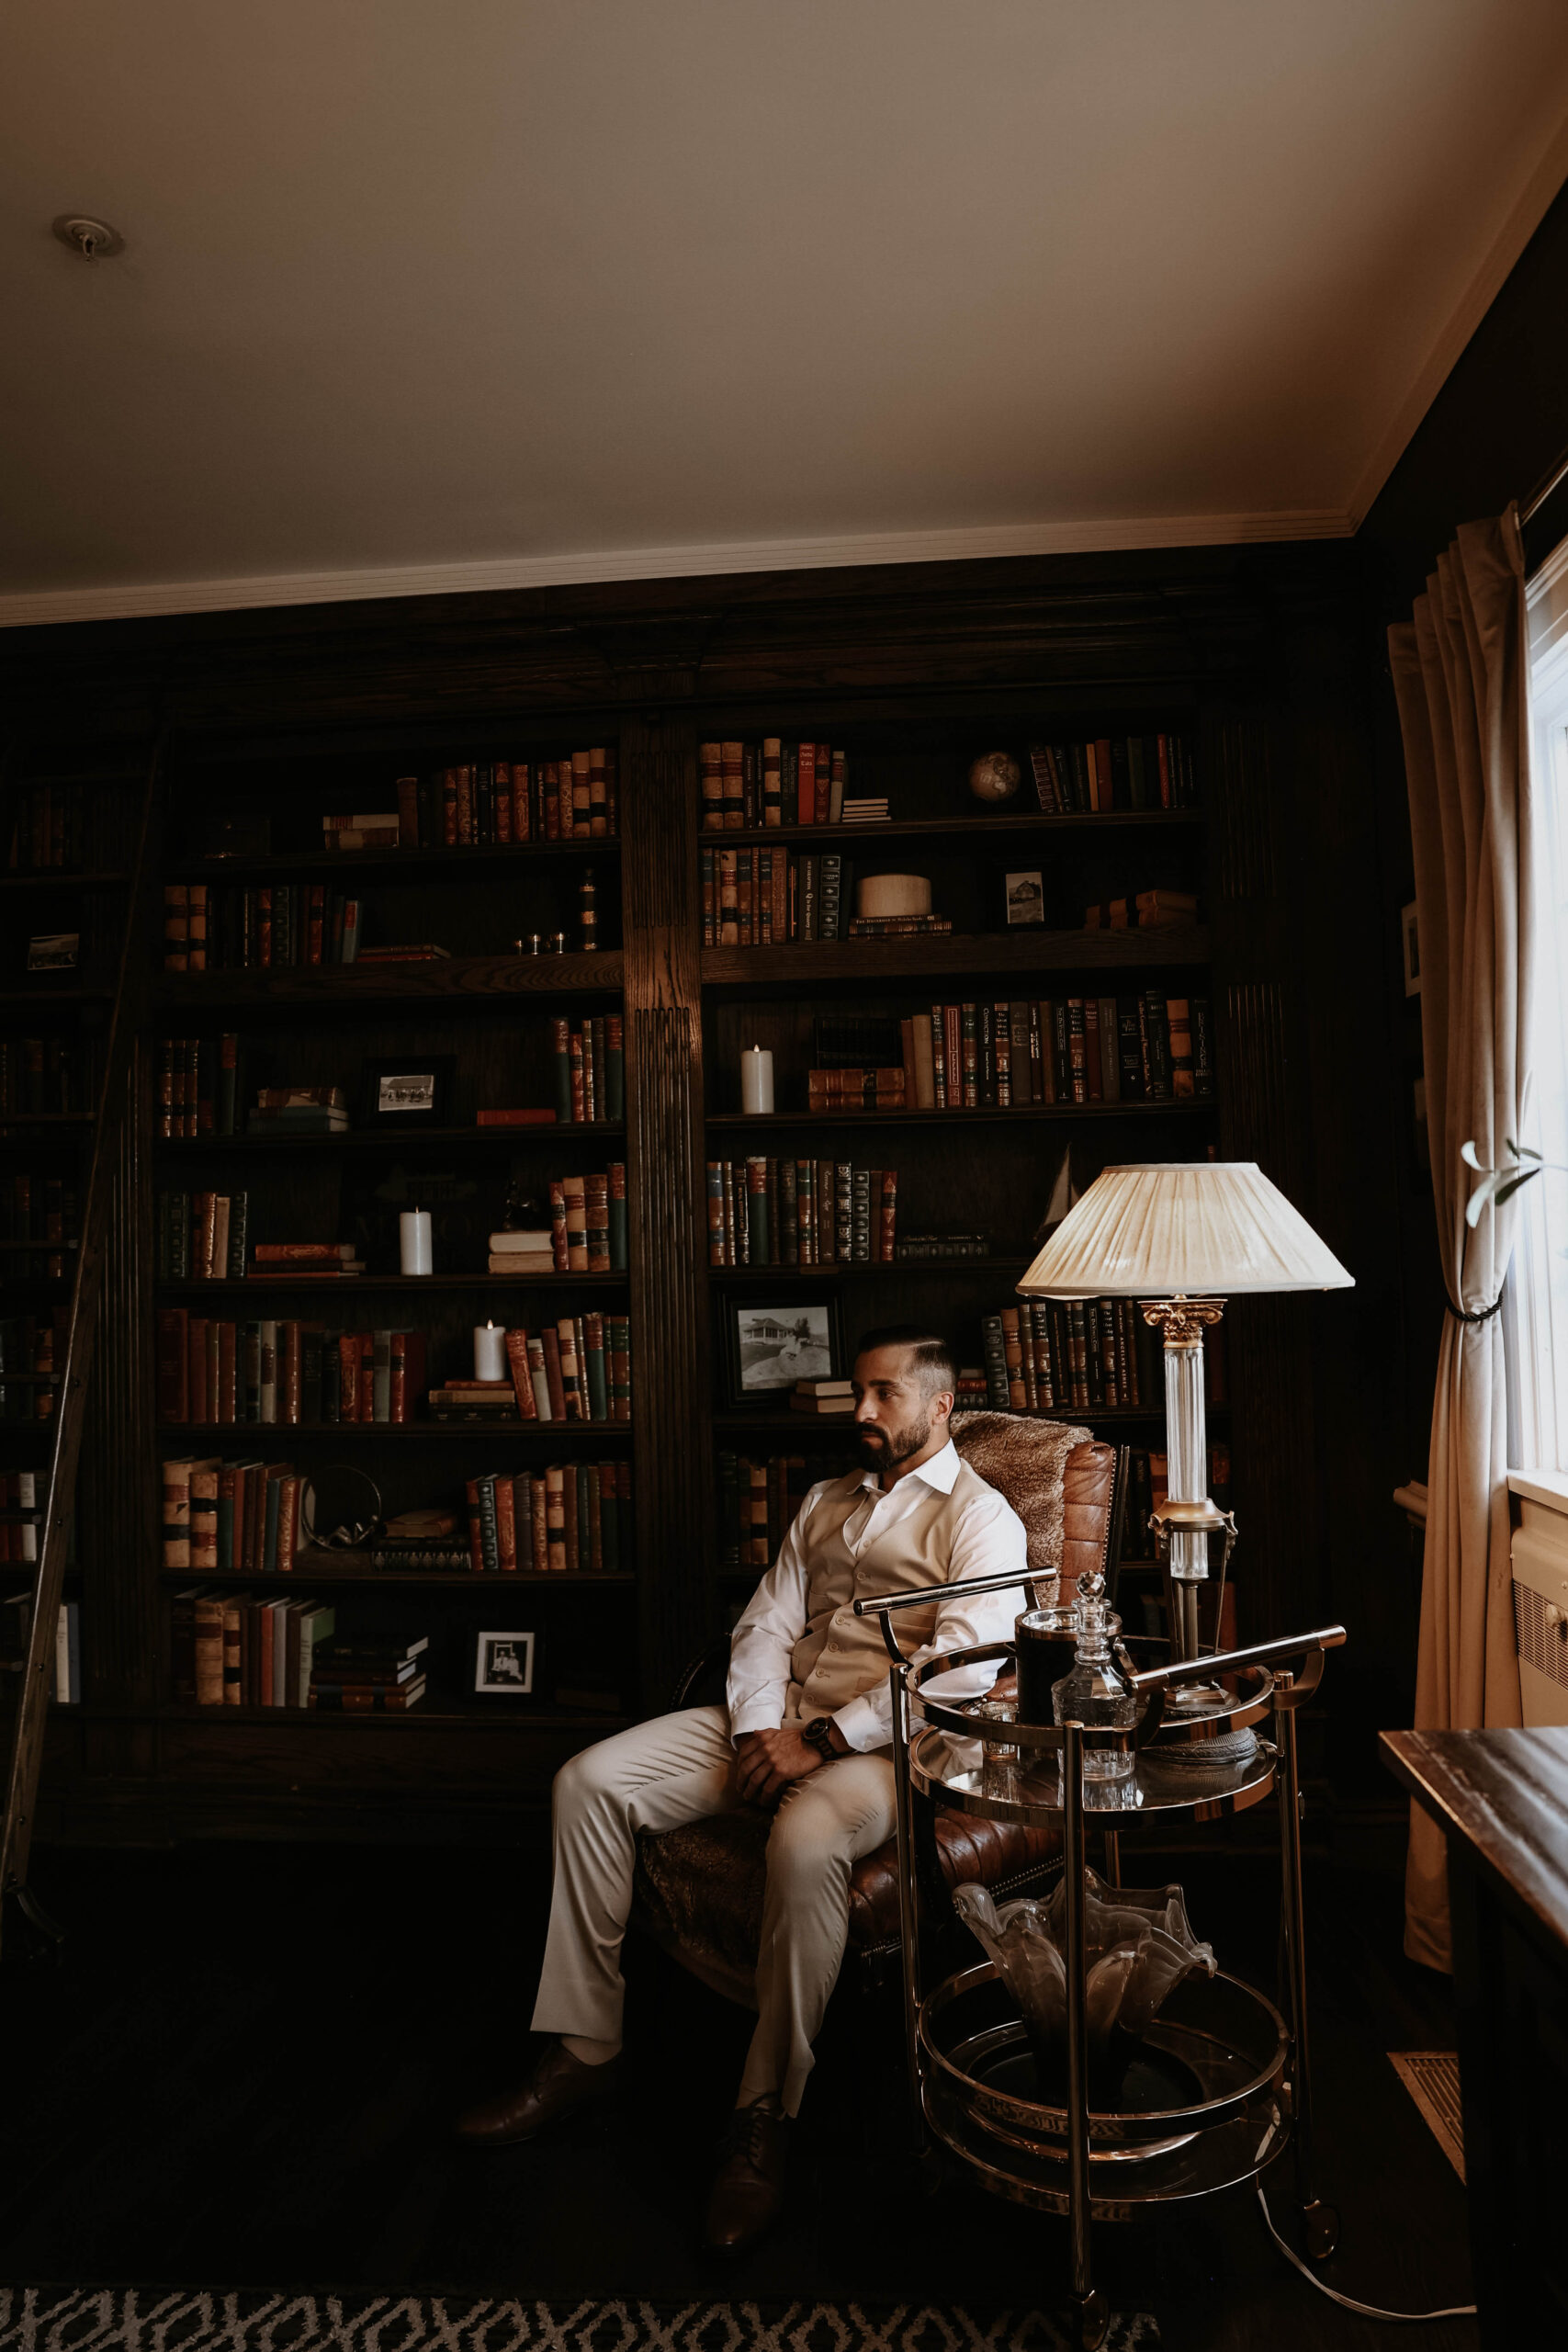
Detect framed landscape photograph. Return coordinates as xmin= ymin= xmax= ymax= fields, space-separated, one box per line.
xmin=475 ymin=1629 xmax=536 ymax=1695
xmin=725 ymin=1297 xmax=842 ymax=1405
xmin=1004 ymin=870 xmax=1044 ymax=927
xmin=360 ymin=1053 xmax=455 ymax=1128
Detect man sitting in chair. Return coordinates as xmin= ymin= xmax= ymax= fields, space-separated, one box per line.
xmin=456 ymin=1325 xmax=1027 ymax=2253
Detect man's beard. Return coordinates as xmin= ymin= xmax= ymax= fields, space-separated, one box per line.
xmin=855 ymin=1409 xmax=932 ymax=1473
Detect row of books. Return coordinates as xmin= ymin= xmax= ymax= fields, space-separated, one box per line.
xmin=550 ymin=1016 xmax=626 ymax=1125
xmin=153 ymin=1313 xmax=634 ymax=1425
xmin=164 ymin=1455 xmax=312 ymax=1570
xmin=701 ymin=741 xmax=884 ymax=831
xmin=157 ymin=1035 xmax=243 ymax=1136
xmin=462 ymin=1461 xmax=632 ymax=1572
xmin=1121 ymin=1446 xmax=1232 ymax=1562
xmin=894 ymin=995 xmax=1213 ymax=1109
xmin=1 ymin=1172 xmax=77 ymax=1259
xmin=0 ymin=1312 xmax=65 ymax=1422
xmin=702 ymin=848 xmax=864 ymax=946
xmin=1027 ymin=735 xmax=1199 ymax=815
xmin=1083 ymin=888 xmax=1197 ymax=931
xmin=980 ymin=1298 xmax=1227 ymax=1416
xmin=0 ymin=1036 xmax=95 ymax=1116
xmin=716 ymin=1452 xmax=848 ymax=1567
xmin=156 ymin=1193 xmax=253 ymax=1282
xmin=0 ymin=1469 xmax=48 ymax=1562
xmin=170 ymin=1600 xmax=434 ymax=1712
xmin=164 ymin=882 xmax=370 ymax=971
xmin=6 ymin=784 xmax=94 ymax=873
xmin=706 ymin=1159 xmax=897 ymax=1267
xmin=494 ymin=1170 xmax=628 ymax=1272
xmin=329 ymin=751 xmax=619 ymax=850
xmin=0 ymin=1595 xmax=79 ymax=1702
xmin=440 ymin=1317 xmax=632 ymax=1423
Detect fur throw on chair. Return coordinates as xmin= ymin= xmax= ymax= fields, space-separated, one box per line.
xmin=951 ymin=1409 xmax=1091 ymax=1577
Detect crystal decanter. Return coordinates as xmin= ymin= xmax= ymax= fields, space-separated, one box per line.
xmin=1051 ymin=1563 xmax=1136 ymax=1796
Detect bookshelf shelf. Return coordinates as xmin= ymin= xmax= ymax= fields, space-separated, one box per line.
xmin=167 ymin=841 xmax=620 ymax=883
xmin=706 ymin=810 xmax=1204 ymax=851
xmin=704 ymin=1102 xmax=1213 ymax=1131
xmin=710 ymin=1404 xmax=1223 ymax=1438
xmin=156 ymin=949 xmax=622 ymax=1010
xmin=700 ymin=929 xmax=1209 ymax=988
xmin=707 ymin=1260 xmax=1031 ymax=1282
xmin=162 ymin=1421 xmax=634 ymax=1441
xmin=155 ymin=1704 xmax=634 ymax=1731
xmin=0 ymin=870 xmax=130 ymax=891
xmin=154 ymin=1123 xmax=623 ymax=1153
xmin=154 ymin=1272 xmax=629 ymax=1295
xmin=156 ymin=1566 xmax=636 ymax=1589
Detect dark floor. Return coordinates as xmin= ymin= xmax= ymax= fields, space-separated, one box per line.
xmin=0 ymin=1829 xmax=1475 ymax=2349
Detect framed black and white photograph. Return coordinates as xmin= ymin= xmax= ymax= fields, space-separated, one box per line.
xmin=475 ymin=1629 xmax=536 ymax=1695
xmin=360 ymin=1053 xmax=455 ymax=1128
xmin=26 ymin=933 xmax=79 ymax=972
xmin=1004 ymin=870 xmax=1043 ymax=927
xmin=725 ymin=1297 xmax=842 ymax=1405
xmin=1402 ymin=900 xmax=1420 ymax=997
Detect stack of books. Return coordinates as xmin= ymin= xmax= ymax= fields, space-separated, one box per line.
xmin=489 ymin=1227 xmax=556 ymax=1277
xmin=425 ymin=1377 xmax=518 ymax=1422
xmin=840 ymin=797 xmax=890 ymax=824
xmin=322 ymin=811 xmax=398 ymax=851
xmin=896 ymin=1232 xmax=990 ymax=1261
xmin=249 ymin=1086 xmax=350 ymax=1136
xmin=250 ymin=1242 xmax=365 ymax=1281
xmin=791 ymin=1379 xmax=855 ymax=1417
xmin=310 ymin=1634 xmax=429 ymax=1713
xmin=807 ymin=1067 xmax=908 ymax=1112
xmin=355 ymin=943 xmax=450 ymax=964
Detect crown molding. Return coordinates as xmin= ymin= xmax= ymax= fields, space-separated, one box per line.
xmin=1347 ymin=108 xmax=1568 ymax=529
xmin=0 ymin=506 xmax=1353 ymax=631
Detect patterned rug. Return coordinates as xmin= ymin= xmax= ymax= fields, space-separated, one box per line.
xmin=0 ymin=2290 xmax=1159 ymax=2352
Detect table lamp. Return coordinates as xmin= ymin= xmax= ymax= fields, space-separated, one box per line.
xmin=1017 ymin=1162 xmax=1352 ymax=1670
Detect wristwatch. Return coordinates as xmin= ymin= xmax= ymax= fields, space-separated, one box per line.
xmin=802 ymin=1716 xmax=838 ymax=1763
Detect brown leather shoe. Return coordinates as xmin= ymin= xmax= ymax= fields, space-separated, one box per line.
xmin=454 ymin=2041 xmax=620 ymax=2146
xmin=702 ymin=2097 xmax=791 ymax=2256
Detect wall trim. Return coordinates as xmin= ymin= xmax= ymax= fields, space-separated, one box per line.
xmin=0 ymin=507 xmax=1353 ymax=631
xmin=1347 ymin=108 xmax=1568 ymax=529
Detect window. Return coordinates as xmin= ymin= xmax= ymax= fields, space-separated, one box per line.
xmin=1515 ymin=542 xmax=1568 ymax=1469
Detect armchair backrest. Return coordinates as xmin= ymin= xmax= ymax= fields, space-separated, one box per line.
xmin=952 ymin=1412 xmax=1128 ymax=1603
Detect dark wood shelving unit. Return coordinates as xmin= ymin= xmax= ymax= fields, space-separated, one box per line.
xmin=701 ymin=929 xmax=1209 ymax=988
xmin=154 ymin=1122 xmax=623 ymax=1153
xmin=0 ymin=870 xmax=130 ymax=891
xmin=7 ymin=547 xmax=1377 ymax=1847
xmin=155 ymin=1566 xmax=637 ymax=1588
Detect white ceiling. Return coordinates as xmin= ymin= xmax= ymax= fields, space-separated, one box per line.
xmin=5 ymin=0 xmax=1568 ymax=627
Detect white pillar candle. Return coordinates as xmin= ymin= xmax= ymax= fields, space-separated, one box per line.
xmin=399 ymin=1209 xmax=433 ymax=1276
xmin=474 ymin=1321 xmax=507 ymax=1381
xmin=740 ymin=1046 xmax=774 ymax=1115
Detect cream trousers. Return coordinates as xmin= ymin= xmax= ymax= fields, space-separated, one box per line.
xmin=530 ymin=1703 xmax=897 ymax=2115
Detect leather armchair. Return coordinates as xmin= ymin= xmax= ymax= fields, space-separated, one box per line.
xmin=632 ymin=1420 xmax=1128 ymax=2006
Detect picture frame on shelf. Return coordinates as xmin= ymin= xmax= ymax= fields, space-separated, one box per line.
xmin=1004 ymin=871 xmax=1044 ymax=928
xmin=360 ymin=1053 xmax=456 ymax=1129
xmin=724 ymin=1295 xmax=843 ymax=1406
xmin=475 ymin=1629 xmax=536 ymax=1695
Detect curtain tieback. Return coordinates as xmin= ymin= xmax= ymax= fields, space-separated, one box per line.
xmin=1445 ymin=1292 xmax=1504 ymax=1324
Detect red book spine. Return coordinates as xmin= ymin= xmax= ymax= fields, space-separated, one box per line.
xmin=187 ymin=1317 xmax=208 ymax=1427
xmin=795 ymin=741 xmax=816 ymax=825
xmin=281 ymin=1319 xmax=301 ymax=1425
xmin=307 ymin=884 xmax=325 ymax=966
xmin=389 ymin=1329 xmax=407 ymax=1424
xmin=443 ymin=768 xmax=459 ymax=844
xmin=814 ymin=743 xmax=831 ymax=824
xmin=569 ymin=1033 xmax=586 ymax=1124
xmin=258 ymin=888 xmax=273 ymax=969
xmin=337 ymin=1331 xmax=360 ymax=1422
xmin=544 ymin=762 xmax=561 ymax=841
xmin=505 ymin=1325 xmax=538 ymax=1419
xmin=879 ymin=1169 xmax=897 ymax=1262
xmin=494 ymin=762 xmax=513 ymax=844
xmin=464 ymin=1478 xmax=485 ymax=1573
xmin=540 ymin=1324 xmax=567 ymax=1421
xmin=511 ymin=763 xmax=530 ymax=842
xmin=455 ymin=764 xmax=473 ymax=845
xmin=356 ymin=1337 xmax=375 ymax=1422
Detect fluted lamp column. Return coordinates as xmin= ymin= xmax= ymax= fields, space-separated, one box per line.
xmin=1018 ymin=1163 xmax=1352 ymax=1671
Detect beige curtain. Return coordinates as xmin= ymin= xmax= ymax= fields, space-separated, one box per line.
xmin=1388 ymin=513 xmax=1531 ymax=1971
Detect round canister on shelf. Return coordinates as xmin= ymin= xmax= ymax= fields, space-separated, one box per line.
xmin=856 ymin=873 xmax=932 ymax=922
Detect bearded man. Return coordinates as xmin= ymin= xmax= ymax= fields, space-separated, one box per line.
xmin=456 ymin=1326 xmax=1027 ymax=2253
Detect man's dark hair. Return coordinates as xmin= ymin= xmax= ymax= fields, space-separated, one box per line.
xmin=854 ymin=1325 xmax=959 ymax=1397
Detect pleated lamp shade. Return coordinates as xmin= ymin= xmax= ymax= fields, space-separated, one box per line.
xmin=1017 ymin=1162 xmax=1354 ymax=1299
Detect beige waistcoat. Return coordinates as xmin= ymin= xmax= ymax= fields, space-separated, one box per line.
xmin=784 ymin=1459 xmax=992 ymax=1720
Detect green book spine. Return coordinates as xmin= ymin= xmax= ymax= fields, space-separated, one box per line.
xmin=585 ymin=1326 xmax=609 ymax=1421
xmin=227 ymin=1191 xmax=248 ymax=1281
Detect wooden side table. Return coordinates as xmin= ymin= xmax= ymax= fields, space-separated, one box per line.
xmin=1382 ymin=1727 xmax=1568 ymax=2345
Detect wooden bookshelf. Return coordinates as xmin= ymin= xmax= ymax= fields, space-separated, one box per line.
xmin=6 ymin=547 xmax=1382 ymax=1844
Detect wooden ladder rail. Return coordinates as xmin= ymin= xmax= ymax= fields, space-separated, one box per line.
xmin=0 ymin=734 xmax=165 ymax=1953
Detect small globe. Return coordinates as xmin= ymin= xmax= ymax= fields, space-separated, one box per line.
xmin=968 ymin=751 xmax=1021 ymax=804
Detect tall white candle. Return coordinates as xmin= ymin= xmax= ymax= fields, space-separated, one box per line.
xmin=399 ymin=1209 xmax=433 ymax=1276
xmin=474 ymin=1321 xmax=507 ymax=1381
xmin=740 ymin=1046 xmax=774 ymax=1115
